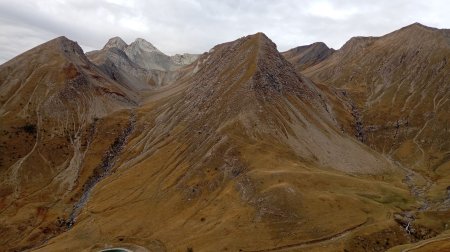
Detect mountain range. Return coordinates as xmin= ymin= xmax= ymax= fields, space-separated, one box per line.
xmin=0 ymin=23 xmax=449 ymax=252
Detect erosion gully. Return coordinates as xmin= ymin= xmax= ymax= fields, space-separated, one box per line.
xmin=67 ymin=111 xmax=136 ymax=227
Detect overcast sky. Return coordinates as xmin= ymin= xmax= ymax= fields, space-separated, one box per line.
xmin=0 ymin=0 xmax=449 ymax=63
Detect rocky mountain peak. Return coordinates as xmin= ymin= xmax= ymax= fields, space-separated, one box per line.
xmin=17 ymin=36 xmax=89 ymax=65
xmin=282 ymin=41 xmax=335 ymax=71
xmin=129 ymin=38 xmax=160 ymax=53
xmin=289 ymin=42 xmax=330 ymax=53
xmin=387 ymin=22 xmax=440 ymax=39
xmin=103 ymin=36 xmax=127 ymax=50
xmin=338 ymin=36 xmax=377 ymax=55
xmin=50 ymin=36 xmax=84 ymax=53
xmin=170 ymin=53 xmax=199 ymax=65
xmin=311 ymin=41 xmax=328 ymax=47
xmin=403 ymin=22 xmax=433 ymax=30
xmin=250 ymin=33 xmax=318 ymax=98
xmin=192 ymin=32 xmax=316 ymax=101
xmin=255 ymin=32 xmax=276 ymax=47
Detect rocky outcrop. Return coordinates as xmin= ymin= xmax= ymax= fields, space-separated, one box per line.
xmin=170 ymin=53 xmax=199 ymax=65
xmin=124 ymin=38 xmax=172 ymax=71
xmin=103 ymin=36 xmax=128 ymax=50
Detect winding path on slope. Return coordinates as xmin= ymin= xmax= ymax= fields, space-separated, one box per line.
xmin=242 ymin=219 xmax=368 ymax=252
xmin=400 ymin=236 xmax=450 ymax=252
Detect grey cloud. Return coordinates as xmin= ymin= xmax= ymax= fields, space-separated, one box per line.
xmin=0 ymin=0 xmax=448 ymax=64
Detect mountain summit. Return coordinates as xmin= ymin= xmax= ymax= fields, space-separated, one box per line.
xmin=282 ymin=42 xmax=335 ymax=71
xmin=87 ymin=36 xmax=200 ymax=88
xmin=129 ymin=38 xmax=161 ymax=52
xmin=92 ymin=36 xmax=198 ymax=72
xmin=103 ymin=36 xmax=127 ymax=50
xmin=124 ymin=38 xmax=172 ymax=71
xmin=87 ymin=37 xmax=199 ymax=90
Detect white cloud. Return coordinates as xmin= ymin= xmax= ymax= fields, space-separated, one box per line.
xmin=0 ymin=0 xmax=449 ymax=64
xmin=306 ymin=1 xmax=358 ymax=20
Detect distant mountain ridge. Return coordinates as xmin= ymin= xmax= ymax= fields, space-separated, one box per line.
xmin=89 ymin=36 xmax=199 ymax=72
xmin=87 ymin=36 xmax=200 ymax=88
xmin=282 ymin=42 xmax=335 ymax=71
